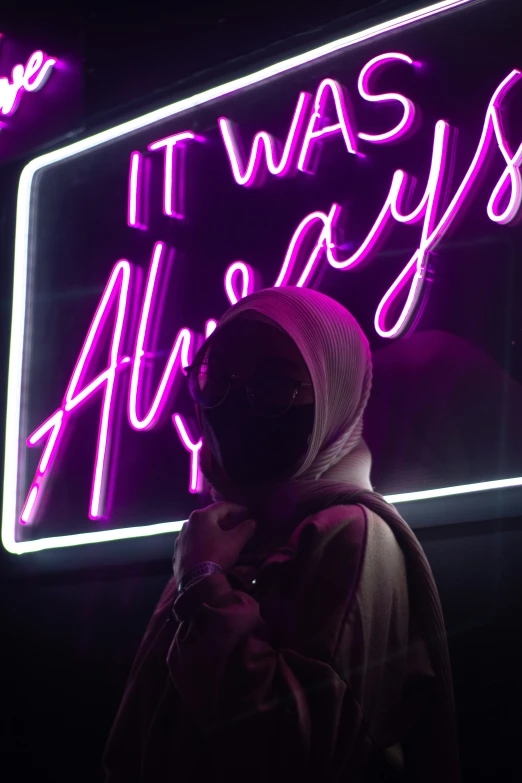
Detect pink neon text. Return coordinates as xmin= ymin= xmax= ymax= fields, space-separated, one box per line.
xmin=128 ymin=241 xmax=193 ymax=431
xmin=357 ymin=52 xmax=417 ymax=144
xmin=273 ymin=70 xmax=522 ymax=337
xmin=128 ymin=132 xmax=199 ymax=227
xmin=21 ymin=65 xmax=522 ymax=522
xmin=218 ymin=92 xmax=311 ymax=186
xmin=218 ymin=53 xmax=418 ymax=185
xmin=22 ymin=261 xmax=132 ymax=523
xmin=0 ymin=48 xmax=56 ymax=117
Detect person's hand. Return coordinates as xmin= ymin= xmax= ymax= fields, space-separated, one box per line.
xmin=173 ymin=502 xmax=257 ymax=582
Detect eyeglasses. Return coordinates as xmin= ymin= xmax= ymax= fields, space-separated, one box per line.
xmin=185 ymin=360 xmax=312 ymax=418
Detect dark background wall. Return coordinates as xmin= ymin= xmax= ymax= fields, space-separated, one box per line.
xmin=0 ymin=2 xmax=521 ymax=781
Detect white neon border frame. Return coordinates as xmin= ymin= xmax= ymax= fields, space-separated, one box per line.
xmin=5 ymin=0 xmax=515 ymax=555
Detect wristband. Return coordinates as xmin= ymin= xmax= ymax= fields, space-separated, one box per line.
xmin=177 ymin=561 xmax=223 ymax=594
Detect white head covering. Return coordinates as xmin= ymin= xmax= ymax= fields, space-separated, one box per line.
xmin=200 ymin=286 xmax=460 ymax=783
xmin=214 ymin=286 xmax=374 ymax=488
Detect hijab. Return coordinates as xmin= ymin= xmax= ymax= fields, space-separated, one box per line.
xmin=197 ymin=286 xmax=460 ymax=783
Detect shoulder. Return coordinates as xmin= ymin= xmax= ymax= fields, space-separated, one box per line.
xmin=289 ymin=504 xmax=407 ymax=609
xmin=358 ymin=507 xmax=407 ymax=587
xmin=289 ymin=505 xmax=369 ymax=613
xmin=290 ymin=503 xmax=368 ymax=555
xmin=351 ymin=508 xmax=409 ymax=658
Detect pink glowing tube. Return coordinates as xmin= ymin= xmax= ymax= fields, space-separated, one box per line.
xmin=218 ymin=92 xmax=311 ymax=186
xmin=22 ymin=51 xmax=56 ymax=92
xmin=297 ymin=79 xmax=358 ymax=173
xmin=0 ymin=66 xmax=24 ymax=115
xmin=0 ymin=49 xmax=56 ymax=116
xmin=128 ymin=242 xmax=193 ymax=431
xmin=486 ymin=99 xmax=522 ymax=224
xmin=64 ymin=261 xmax=131 ymax=519
xmin=357 ymin=53 xmax=416 ymax=144
xmin=20 ymin=485 xmax=38 ymax=524
xmin=375 ymin=69 xmax=522 ymax=338
xmin=205 ymin=319 xmax=218 ymax=338
xmin=274 ymin=205 xmax=339 ymax=288
xmin=29 ymin=410 xmax=65 ymax=474
xmin=172 ymin=414 xmax=202 ymax=493
xmin=326 ymin=198 xmax=390 ymax=269
xmin=148 ymin=131 xmax=196 ymax=218
xmin=374 ymin=120 xmax=451 ymax=338
xmin=488 ymin=154 xmax=522 ymax=224
xmin=21 ymin=261 xmax=132 ymax=524
xmin=326 ymin=119 xmax=449 ymax=274
xmin=224 ymin=261 xmax=254 ymax=304
xmin=127 ymin=151 xmax=146 ymax=229
xmin=21 ymin=410 xmax=65 ymax=523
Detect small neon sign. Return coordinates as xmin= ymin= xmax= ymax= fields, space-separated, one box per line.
xmin=0 ymin=36 xmax=56 ymax=121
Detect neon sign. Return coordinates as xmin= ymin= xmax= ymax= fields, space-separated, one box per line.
xmin=0 ymin=37 xmax=56 ymax=119
xmin=5 ymin=0 xmax=522 ymax=555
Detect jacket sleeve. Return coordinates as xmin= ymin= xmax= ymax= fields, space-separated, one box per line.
xmin=167 ymin=507 xmax=373 ymax=782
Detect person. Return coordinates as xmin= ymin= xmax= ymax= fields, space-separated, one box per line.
xmin=103 ymin=286 xmax=460 ymax=782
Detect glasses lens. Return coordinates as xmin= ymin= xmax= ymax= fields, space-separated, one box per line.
xmin=188 ymin=360 xmax=229 ymax=408
xmin=247 ymin=375 xmax=298 ymax=417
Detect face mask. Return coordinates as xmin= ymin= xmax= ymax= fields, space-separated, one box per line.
xmin=201 ymin=388 xmax=315 ymax=485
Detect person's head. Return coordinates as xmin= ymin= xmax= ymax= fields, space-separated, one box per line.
xmin=187 ymin=287 xmax=373 ymax=492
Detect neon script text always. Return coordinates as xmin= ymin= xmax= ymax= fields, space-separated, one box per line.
xmin=22 ymin=57 xmax=522 ymax=523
